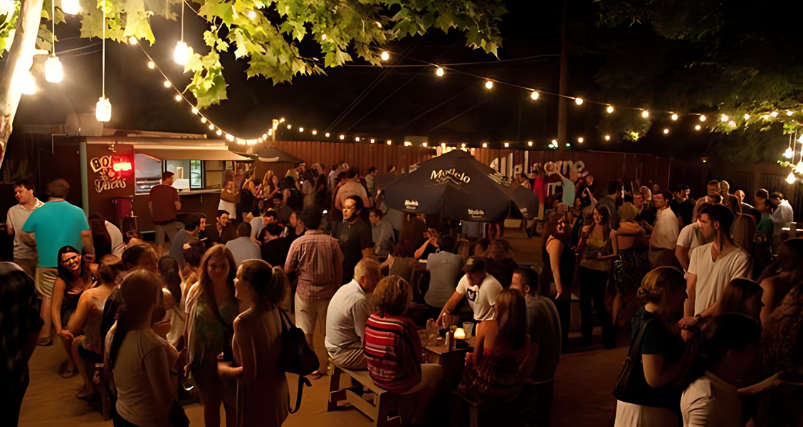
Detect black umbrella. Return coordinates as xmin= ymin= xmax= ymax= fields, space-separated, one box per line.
xmin=381 ymin=150 xmax=539 ymax=222
xmin=256 ymin=146 xmax=303 ymax=164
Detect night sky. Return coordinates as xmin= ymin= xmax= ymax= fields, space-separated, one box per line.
xmin=14 ymin=0 xmax=711 ymax=157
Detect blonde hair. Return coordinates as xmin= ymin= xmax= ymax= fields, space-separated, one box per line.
xmin=639 ymin=186 xmax=652 ymax=203
xmin=486 ymin=239 xmax=513 ymax=262
xmin=638 ymin=267 xmax=685 ymax=303
xmin=354 ymin=258 xmax=381 ymax=281
xmin=618 ymin=202 xmax=638 ymax=222
xmin=373 ymin=275 xmax=411 ymax=316
xmin=731 ymin=214 xmax=755 ymax=254
xmin=455 ymin=239 xmax=471 ymax=260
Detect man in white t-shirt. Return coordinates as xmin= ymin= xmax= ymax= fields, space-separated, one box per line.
xmin=675 ymin=203 xmax=715 ymax=271
xmin=6 ymin=180 xmax=44 ymax=277
xmin=686 ymin=205 xmax=752 ymax=326
xmin=645 ymin=190 xmax=680 ymax=269
xmin=436 ymin=257 xmax=503 ymax=325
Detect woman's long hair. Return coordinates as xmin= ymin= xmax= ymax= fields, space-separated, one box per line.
xmin=56 ymin=245 xmax=92 ymax=286
xmin=158 ymin=256 xmax=183 ymax=306
xmin=495 ymin=289 xmax=528 ymax=351
xmin=592 ymin=205 xmax=612 ymax=241
xmin=96 ymin=255 xmax=122 ymax=285
xmin=542 ymin=213 xmax=569 ymax=251
xmin=486 ymin=239 xmax=513 ymax=263
xmin=88 ymin=214 xmax=112 ymax=258
xmin=120 ymin=244 xmax=158 ymax=273
xmin=108 ymin=270 xmax=161 ymax=369
xmin=239 ymin=259 xmax=288 ymax=308
xmin=262 ymin=170 xmax=276 ymax=194
xmin=372 ymin=275 xmax=411 ymax=317
xmin=731 ymin=214 xmax=756 ymax=254
xmin=197 ymin=245 xmax=237 ymax=324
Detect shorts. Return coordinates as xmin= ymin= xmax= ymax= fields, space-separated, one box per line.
xmin=331 ymin=347 xmax=367 ymax=370
xmin=154 ymin=221 xmax=181 ymax=246
xmin=77 ymin=345 xmax=103 ymax=363
xmin=14 ymin=258 xmax=37 ymax=278
xmin=61 ymin=307 xmax=76 ymax=329
xmin=35 ymin=267 xmax=58 ymax=299
xmin=294 ymin=294 xmax=331 ymax=336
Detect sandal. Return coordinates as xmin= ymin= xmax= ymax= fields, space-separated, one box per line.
xmin=59 ymin=361 xmax=76 ymax=378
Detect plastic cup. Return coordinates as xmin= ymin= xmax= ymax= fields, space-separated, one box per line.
xmin=463 ymin=322 xmax=474 ymax=339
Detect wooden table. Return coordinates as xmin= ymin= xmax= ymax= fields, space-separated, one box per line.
xmin=418 ymin=330 xmax=475 ymax=424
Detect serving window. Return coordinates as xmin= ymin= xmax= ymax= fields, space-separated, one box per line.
xmin=135 ymin=153 xmax=235 ymax=194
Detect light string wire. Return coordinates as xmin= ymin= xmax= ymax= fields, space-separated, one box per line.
xmin=101 ymin=0 xmax=105 ymax=98
xmin=51 ymin=0 xmax=55 ymax=56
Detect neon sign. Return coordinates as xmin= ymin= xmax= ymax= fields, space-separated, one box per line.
xmin=90 ymin=155 xmax=129 ymax=193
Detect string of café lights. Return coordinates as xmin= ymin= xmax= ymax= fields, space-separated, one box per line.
xmin=25 ymin=5 xmax=803 ymax=158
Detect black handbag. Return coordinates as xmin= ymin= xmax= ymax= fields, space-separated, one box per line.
xmin=278 ymin=308 xmax=318 ymax=413
xmin=612 ymin=317 xmax=653 ymax=403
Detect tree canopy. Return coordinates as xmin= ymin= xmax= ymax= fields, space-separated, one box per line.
xmin=594 ymin=0 xmax=803 ymax=161
xmin=1 ymin=0 xmax=506 ymax=109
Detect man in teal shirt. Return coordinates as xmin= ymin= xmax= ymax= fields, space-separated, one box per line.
xmin=21 ymin=179 xmax=93 ymax=346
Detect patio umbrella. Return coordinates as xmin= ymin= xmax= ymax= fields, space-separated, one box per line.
xmin=381 ymin=150 xmax=539 ymax=222
xmin=256 ymin=146 xmax=303 ymax=164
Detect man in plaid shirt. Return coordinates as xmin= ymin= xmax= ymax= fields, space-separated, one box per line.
xmin=285 ymin=208 xmax=344 ymax=374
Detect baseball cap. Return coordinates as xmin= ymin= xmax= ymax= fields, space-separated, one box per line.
xmin=463 ymin=256 xmax=486 ymax=273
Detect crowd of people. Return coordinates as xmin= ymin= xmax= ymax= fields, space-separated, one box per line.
xmin=2 ymin=162 xmax=802 ymax=427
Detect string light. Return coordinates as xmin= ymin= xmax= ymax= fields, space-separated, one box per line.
xmin=671 ymin=113 xmax=678 ymax=121
xmin=641 ymin=110 xmax=649 ymax=118
xmin=298 ymin=127 xmax=304 ymax=132
xmin=699 ymin=115 xmax=707 ymax=122
xmin=280 ymin=118 xmax=286 ymax=122
xmin=528 ymin=141 xmax=533 ymax=146
xmin=208 ymin=124 xmax=215 ymax=130
xmin=606 ymin=105 xmax=614 ymax=114
xmin=128 ymin=36 xmax=138 ymax=46
xmin=784 ymin=147 xmax=793 ymax=158
xmin=423 ymin=142 xmax=429 ymax=147
xmin=771 ymin=111 xmax=779 ymax=118
xmin=695 ymin=125 xmax=701 ymax=130
xmin=604 ymin=135 xmax=611 ymax=141
xmin=370 ymin=139 xmax=375 ymax=143
xmin=61 ymin=0 xmax=80 ymax=15
xmin=663 ymin=128 xmax=669 ymax=135
xmin=174 ymin=94 xmax=181 ymax=102
xmin=191 ymin=107 xmax=199 ymax=114
xmin=163 ymin=80 xmax=171 ymax=88
xmin=312 ymin=130 xmax=317 ymax=135
xmin=247 ymin=10 xmax=257 ymax=19
xmin=575 ymin=98 xmax=583 ymax=105
xmin=387 ymin=140 xmax=392 ymax=145
xmin=95 ymin=0 xmax=111 ymax=122
xmin=485 ymin=80 xmax=494 ymax=89
xmin=287 ymin=125 xmax=292 ymax=129
xmin=44 ymin=0 xmax=63 ymax=83
xmin=201 ymin=117 xmax=207 ymax=123
xmin=504 ymin=142 xmax=509 ymax=147
xmin=787 ymin=111 xmax=794 ymax=116
xmin=720 ymin=114 xmax=729 ymax=122
xmin=577 ymin=137 xmax=584 ymax=143
xmin=461 ymin=143 xmax=466 ymax=148
xmin=325 ymin=132 xmax=330 ymax=137
xmin=339 ymin=135 xmax=345 ymax=140
xmin=263 ymin=134 xmax=268 ymax=139
xmin=404 ymin=141 xmax=412 ymax=146
xmin=355 ymin=137 xmax=360 ymax=142
xmin=530 ymin=91 xmax=539 ymax=100
xmin=216 ymin=129 xmax=222 ymax=136
xmin=728 ymin=120 xmax=736 ymax=127
xmin=787 ymin=171 xmax=797 ymax=184
xmin=744 ymin=114 xmax=750 ymax=120
xmin=380 ymin=51 xmax=390 ymax=61
xmin=482 ymin=142 xmax=488 ymax=148
xmin=147 ymin=61 xmax=155 ymax=69
xmin=435 ymin=67 xmax=444 ymax=77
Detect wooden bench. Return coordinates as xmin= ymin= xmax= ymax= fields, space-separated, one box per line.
xmin=327 ymin=362 xmax=401 ymax=427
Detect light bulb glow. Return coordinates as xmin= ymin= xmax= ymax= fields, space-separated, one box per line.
xmin=174 ymin=95 xmax=181 ymax=102
xmin=216 ymin=129 xmax=222 ymax=136
xmin=247 ymin=10 xmax=257 ymax=19
xmin=530 ymin=91 xmax=539 ymax=100
xmin=61 ymin=0 xmax=80 ymax=15
xmin=695 ymin=125 xmax=701 ymax=130
xmin=606 ymin=105 xmax=614 ymax=113
xmin=423 ymin=142 xmax=428 ymax=147
xmin=482 ymin=143 xmax=488 ymax=148
xmin=577 ymin=137 xmax=584 ymax=143
xmin=163 ymin=80 xmax=171 ymax=88
xmin=485 ymin=80 xmax=494 ymax=89
xmin=787 ymin=111 xmax=794 ymax=116
xmin=355 ymin=137 xmax=360 ymax=142
xmin=380 ymin=51 xmax=389 ymax=61
xmin=192 ymin=107 xmax=199 ymax=114
xmin=744 ymin=114 xmax=750 ymax=120
xmin=784 ymin=147 xmax=794 ymax=159
xmin=208 ymin=124 xmax=215 ymax=130
xmin=370 ymin=139 xmax=375 ymax=143
xmin=44 ymin=56 xmax=63 ymax=83
xmin=262 ymin=134 xmax=268 ymax=139
xmin=387 ymin=140 xmax=392 ymax=145
xmin=299 ymin=127 xmax=304 ymax=132
xmin=528 ymin=141 xmax=533 ymax=146
xmin=504 ymin=142 xmax=509 ymax=148
xmin=461 ymin=143 xmax=466 ymax=148
xmin=671 ymin=113 xmax=678 ymax=121
xmin=663 ymin=128 xmax=669 ymax=134
xmin=575 ymin=97 xmax=583 ymax=105
xmin=147 ymin=61 xmax=155 ymax=69
xmin=201 ymin=117 xmax=207 ymax=123
xmin=795 ymin=160 xmax=803 ymax=174
xmin=287 ymin=125 xmax=292 ymax=129
xmin=728 ymin=120 xmax=736 ymax=127
xmin=699 ymin=115 xmax=707 ymax=122
xmin=96 ymin=97 xmax=112 ymax=122
xmin=787 ymin=171 xmax=797 ymax=184
xmin=771 ymin=111 xmax=779 ymax=118
xmin=128 ymin=36 xmax=138 ymax=46
xmin=173 ymin=41 xmax=190 ymax=66
xmin=339 ymin=135 xmax=344 ymax=140
xmin=280 ymin=117 xmax=285 ymax=122
xmin=325 ymin=133 xmax=330 ymax=137
xmin=720 ymin=114 xmax=729 ymax=122
xmin=641 ymin=110 xmax=649 ymax=118
xmin=436 ymin=67 xmax=444 ymax=77
xmin=312 ymin=130 xmax=317 ymax=135
xmin=604 ymin=135 xmax=611 ymax=141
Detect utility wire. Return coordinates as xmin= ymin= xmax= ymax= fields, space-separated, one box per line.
xmin=429 ymin=101 xmax=487 ymax=132
xmin=390 ymin=86 xmax=472 ymax=133
xmin=342 ymin=68 xmax=425 ymax=133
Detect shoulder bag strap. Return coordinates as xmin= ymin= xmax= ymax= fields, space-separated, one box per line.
xmin=628 ymin=317 xmax=653 ymax=362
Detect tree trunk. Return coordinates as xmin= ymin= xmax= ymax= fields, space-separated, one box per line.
xmin=0 ymin=0 xmax=45 ymax=169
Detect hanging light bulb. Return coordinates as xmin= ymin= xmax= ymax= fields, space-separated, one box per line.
xmin=784 ymin=147 xmax=794 ymax=159
xmin=355 ymin=137 xmax=360 ymax=142
xmin=174 ymin=41 xmax=190 ymax=65
xmin=671 ymin=113 xmax=678 ymax=121
xmin=44 ymin=56 xmax=63 ymax=83
xmin=435 ymin=67 xmax=444 ymax=77
xmin=606 ymin=105 xmax=614 ymax=113
xmin=485 ymin=80 xmax=494 ymax=89
xmin=287 ymin=124 xmax=292 ymax=129
xmin=795 ymin=160 xmax=803 ymax=174
xmin=96 ymin=97 xmax=112 ymax=122
xmin=61 ymin=0 xmax=80 ymax=15
xmin=370 ymin=139 xmax=375 ymax=143
xmin=699 ymin=115 xmax=707 ymax=122
xmin=504 ymin=142 xmax=509 ymax=148
xmin=19 ymin=69 xmax=37 ymax=95
xmin=575 ymin=97 xmax=583 ymax=105
xmin=339 ymin=135 xmax=345 ymax=140
xmin=641 ymin=110 xmax=649 ymax=118
xmin=208 ymin=124 xmax=215 ymax=130
xmin=201 ymin=117 xmax=207 ymax=123
xmin=787 ymin=171 xmax=797 ymax=184
xmin=380 ymin=51 xmax=390 ymax=61
xmin=299 ymin=127 xmax=304 ymax=132
xmin=530 ymin=91 xmax=539 ymax=100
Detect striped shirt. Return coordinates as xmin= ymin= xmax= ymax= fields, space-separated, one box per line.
xmin=285 ymin=230 xmax=344 ymax=301
xmin=364 ymin=313 xmax=423 ymax=394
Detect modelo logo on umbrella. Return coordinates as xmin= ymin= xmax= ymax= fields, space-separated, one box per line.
xmin=468 ymin=209 xmax=485 ymax=219
xmin=431 ymin=169 xmax=471 ymax=184
xmin=405 ymin=200 xmax=419 ymax=210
